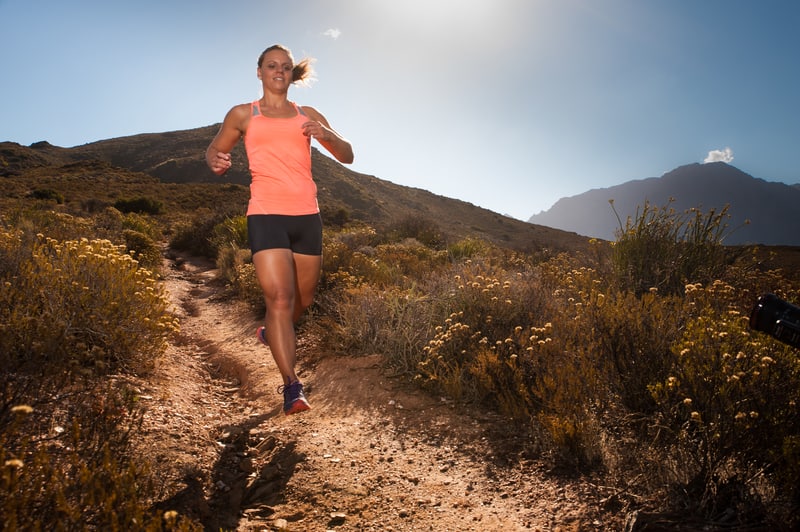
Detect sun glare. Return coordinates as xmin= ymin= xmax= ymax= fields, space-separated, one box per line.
xmin=372 ymin=0 xmax=497 ymax=35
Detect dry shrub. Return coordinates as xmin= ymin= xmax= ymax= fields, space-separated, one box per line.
xmin=2 ymin=207 xmax=94 ymax=243
xmin=316 ymin=284 xmax=436 ymax=374
xmin=647 ymin=281 xmax=800 ymax=523
xmin=385 ymin=215 xmax=445 ymax=248
xmin=1 ymin=400 xmax=201 ymax=531
xmin=375 ymin=239 xmax=449 ymax=280
xmin=0 ymin=232 xmax=177 ymax=376
xmin=169 ymin=208 xmax=238 ymax=259
xmin=114 ymin=196 xmax=164 ymax=215
xmin=577 ymin=286 xmax=685 ymax=414
xmin=311 ymin=215 xmax=800 ymax=523
xmin=0 ymin=227 xmax=199 ymax=530
xmin=611 ymin=200 xmax=732 ymax=296
xmin=123 ymin=228 xmax=163 ymax=270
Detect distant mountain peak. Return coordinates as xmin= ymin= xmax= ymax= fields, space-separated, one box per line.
xmin=528 ymin=163 xmax=800 ymax=245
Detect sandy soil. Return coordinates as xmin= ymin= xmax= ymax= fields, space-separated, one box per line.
xmin=133 ymin=251 xmax=628 ymax=531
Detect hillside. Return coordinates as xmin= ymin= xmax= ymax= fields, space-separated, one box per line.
xmin=1 ymin=129 xmax=590 ymax=255
xmin=528 ymin=162 xmax=800 ymax=246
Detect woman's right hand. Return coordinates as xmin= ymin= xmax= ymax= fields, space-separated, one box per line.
xmin=209 ymin=151 xmax=232 ymax=175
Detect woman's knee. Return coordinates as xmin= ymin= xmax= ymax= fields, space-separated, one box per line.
xmin=262 ymin=290 xmax=295 ymax=312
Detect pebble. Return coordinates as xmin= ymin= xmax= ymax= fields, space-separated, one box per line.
xmin=329 ymin=512 xmax=347 ymax=526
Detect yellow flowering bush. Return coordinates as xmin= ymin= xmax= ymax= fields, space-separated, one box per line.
xmin=0 ymin=400 xmax=201 ymax=531
xmin=648 ymin=281 xmax=800 ymax=513
xmin=0 ymin=224 xmax=198 ymax=530
xmin=313 ymin=215 xmax=799 ymax=523
xmin=0 ymin=231 xmax=177 ymax=375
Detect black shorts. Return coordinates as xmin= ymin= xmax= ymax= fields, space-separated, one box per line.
xmin=247 ymin=213 xmax=323 ymax=255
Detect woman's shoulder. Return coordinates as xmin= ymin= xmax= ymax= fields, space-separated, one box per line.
xmin=222 ymin=102 xmax=254 ymax=128
xmin=230 ymin=102 xmax=254 ymax=117
xmin=298 ymin=104 xmax=323 ymax=120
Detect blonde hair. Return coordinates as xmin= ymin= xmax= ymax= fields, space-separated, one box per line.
xmin=257 ymin=44 xmax=315 ymax=85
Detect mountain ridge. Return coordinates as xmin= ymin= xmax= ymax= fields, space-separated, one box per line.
xmin=1 ymin=126 xmax=590 ymax=254
xmin=528 ymin=162 xmax=800 ymax=246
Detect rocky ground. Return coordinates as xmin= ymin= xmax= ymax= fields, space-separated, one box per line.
xmin=132 ymin=251 xmax=629 ymax=531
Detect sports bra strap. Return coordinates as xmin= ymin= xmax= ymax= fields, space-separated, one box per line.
xmin=251 ymin=101 xmax=305 ymax=117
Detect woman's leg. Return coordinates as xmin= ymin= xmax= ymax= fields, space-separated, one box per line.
xmin=253 ymin=248 xmax=300 ymax=384
xmin=292 ymin=252 xmax=322 ymax=323
xmin=252 ymin=249 xmax=322 ymax=384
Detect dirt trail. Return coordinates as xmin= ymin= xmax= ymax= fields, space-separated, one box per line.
xmin=134 ymin=251 xmax=626 ymax=531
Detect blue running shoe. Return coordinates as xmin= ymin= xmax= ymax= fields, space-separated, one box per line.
xmin=279 ymin=381 xmax=311 ymax=415
xmin=256 ymin=326 xmax=268 ymax=346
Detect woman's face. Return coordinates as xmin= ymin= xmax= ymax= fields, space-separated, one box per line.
xmin=258 ymin=49 xmax=293 ymax=89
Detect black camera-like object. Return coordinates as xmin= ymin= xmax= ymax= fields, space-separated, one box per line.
xmin=749 ymin=293 xmax=800 ymax=349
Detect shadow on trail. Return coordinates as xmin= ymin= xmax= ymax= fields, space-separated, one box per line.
xmin=153 ymin=412 xmax=307 ymax=531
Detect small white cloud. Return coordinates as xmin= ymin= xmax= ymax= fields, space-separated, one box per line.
xmin=704 ymin=147 xmax=734 ymax=164
xmin=323 ymin=28 xmax=341 ymax=40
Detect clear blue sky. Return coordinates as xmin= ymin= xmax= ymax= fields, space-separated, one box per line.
xmin=2 ymin=0 xmax=798 ymax=220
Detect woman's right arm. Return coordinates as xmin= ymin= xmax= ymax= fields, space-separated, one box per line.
xmin=206 ymin=104 xmax=248 ymax=175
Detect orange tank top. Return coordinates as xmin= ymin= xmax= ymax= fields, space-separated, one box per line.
xmin=244 ymin=101 xmax=318 ymax=216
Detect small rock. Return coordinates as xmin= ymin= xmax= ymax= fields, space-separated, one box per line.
xmin=328 ymin=512 xmax=347 ymax=526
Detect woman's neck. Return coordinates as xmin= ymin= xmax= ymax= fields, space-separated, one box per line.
xmin=259 ymin=95 xmax=295 ymax=118
xmin=260 ymin=93 xmax=289 ymax=109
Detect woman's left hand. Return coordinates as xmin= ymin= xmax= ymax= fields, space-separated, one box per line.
xmin=301 ymin=120 xmax=332 ymax=142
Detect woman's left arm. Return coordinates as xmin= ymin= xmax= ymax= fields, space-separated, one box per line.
xmin=301 ymin=106 xmax=354 ymax=164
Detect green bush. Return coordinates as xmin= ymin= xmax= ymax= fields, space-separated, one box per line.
xmin=30 ymin=188 xmax=64 ymax=204
xmin=210 ymin=215 xmax=248 ymax=253
xmin=447 ymin=236 xmax=489 ymax=261
xmin=123 ymin=228 xmax=163 ymax=270
xmin=169 ymin=208 xmax=235 ymax=259
xmin=114 ymin=196 xmax=164 ymax=215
